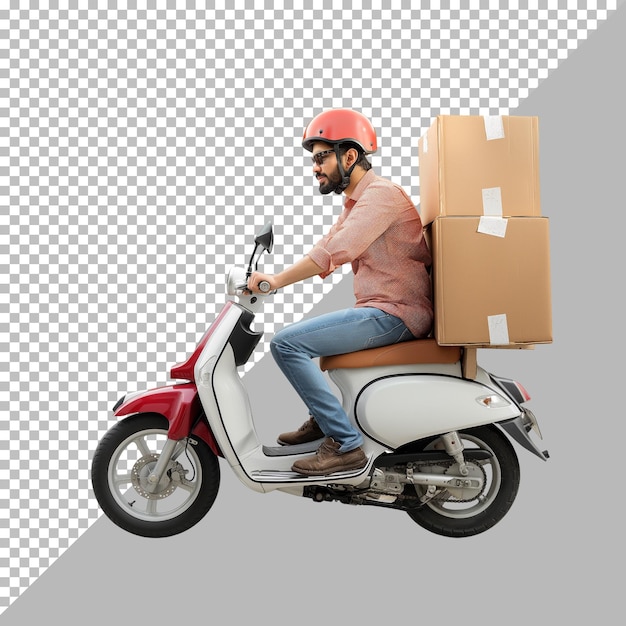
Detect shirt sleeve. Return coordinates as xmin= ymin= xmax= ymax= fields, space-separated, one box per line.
xmin=308 ymin=180 xmax=414 ymax=277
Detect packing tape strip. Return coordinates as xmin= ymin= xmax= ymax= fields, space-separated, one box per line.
xmin=488 ymin=314 xmax=510 ymax=345
xmin=483 ymin=115 xmax=505 ymax=140
xmin=482 ymin=186 xmax=503 ymax=216
xmin=478 ymin=215 xmax=508 ymax=237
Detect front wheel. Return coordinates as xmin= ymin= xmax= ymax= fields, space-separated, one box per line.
xmin=91 ymin=413 xmax=220 ymax=537
xmin=406 ymin=425 xmax=520 ymax=538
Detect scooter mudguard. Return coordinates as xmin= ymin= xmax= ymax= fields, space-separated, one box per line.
xmin=114 ymin=383 xmax=221 ymax=456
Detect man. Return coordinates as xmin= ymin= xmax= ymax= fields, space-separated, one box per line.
xmin=248 ymin=108 xmax=433 ymax=476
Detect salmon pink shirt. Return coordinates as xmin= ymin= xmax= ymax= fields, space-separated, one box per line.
xmin=308 ymin=169 xmax=433 ymax=338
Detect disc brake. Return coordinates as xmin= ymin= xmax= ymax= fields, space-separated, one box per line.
xmin=131 ymin=453 xmax=188 ymax=500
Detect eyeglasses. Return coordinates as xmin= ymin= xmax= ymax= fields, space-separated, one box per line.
xmin=311 ymin=149 xmax=335 ymax=166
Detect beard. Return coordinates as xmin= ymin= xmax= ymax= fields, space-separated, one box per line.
xmin=317 ymin=166 xmax=343 ymax=195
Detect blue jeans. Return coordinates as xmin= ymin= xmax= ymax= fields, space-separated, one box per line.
xmin=270 ymin=307 xmax=414 ymax=452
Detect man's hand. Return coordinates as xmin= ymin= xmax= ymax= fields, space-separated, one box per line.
xmin=247 ymin=272 xmax=276 ymax=293
xmin=247 ymin=256 xmax=324 ymax=294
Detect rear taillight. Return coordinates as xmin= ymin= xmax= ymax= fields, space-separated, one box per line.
xmin=515 ymin=381 xmax=531 ymax=403
xmin=490 ymin=374 xmax=531 ymax=405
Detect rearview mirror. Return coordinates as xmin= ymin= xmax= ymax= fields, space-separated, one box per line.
xmin=254 ymin=222 xmax=273 ymax=253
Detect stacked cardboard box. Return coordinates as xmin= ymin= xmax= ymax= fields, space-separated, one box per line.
xmin=418 ymin=115 xmax=552 ymax=347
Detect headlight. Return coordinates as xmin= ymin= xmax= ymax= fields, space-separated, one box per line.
xmin=227 ymin=267 xmax=247 ymax=295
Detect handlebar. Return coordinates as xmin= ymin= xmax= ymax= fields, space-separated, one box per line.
xmin=230 ymin=275 xmax=274 ymax=295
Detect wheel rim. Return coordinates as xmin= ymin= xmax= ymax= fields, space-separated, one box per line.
xmin=418 ymin=433 xmax=503 ymax=520
xmin=107 ymin=427 xmax=203 ymax=522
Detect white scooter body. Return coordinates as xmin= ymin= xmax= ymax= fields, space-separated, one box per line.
xmin=194 ymin=271 xmax=535 ymax=496
xmin=93 ymin=223 xmax=549 ymax=538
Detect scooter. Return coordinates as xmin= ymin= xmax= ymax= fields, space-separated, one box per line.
xmin=91 ymin=222 xmax=549 ymax=539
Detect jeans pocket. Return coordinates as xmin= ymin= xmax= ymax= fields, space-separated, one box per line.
xmin=365 ymin=316 xmax=408 ymax=349
xmin=395 ymin=328 xmax=415 ymax=344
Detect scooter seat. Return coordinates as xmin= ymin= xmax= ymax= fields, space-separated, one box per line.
xmin=319 ymin=338 xmax=462 ymax=371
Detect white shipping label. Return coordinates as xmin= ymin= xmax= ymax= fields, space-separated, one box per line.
xmin=482 ymin=187 xmax=503 ymax=216
xmin=488 ymin=314 xmax=510 ymax=345
xmin=477 ymin=216 xmax=508 ymax=237
xmin=483 ymin=115 xmax=505 ymax=140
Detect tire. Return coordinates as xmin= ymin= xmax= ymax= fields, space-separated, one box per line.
xmin=91 ymin=413 xmax=220 ymax=537
xmin=406 ymin=425 xmax=520 ymax=538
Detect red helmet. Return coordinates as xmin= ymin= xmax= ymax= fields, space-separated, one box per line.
xmin=302 ymin=109 xmax=378 ymax=154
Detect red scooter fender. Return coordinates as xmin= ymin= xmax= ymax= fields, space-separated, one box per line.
xmin=114 ymin=383 xmax=221 ymax=457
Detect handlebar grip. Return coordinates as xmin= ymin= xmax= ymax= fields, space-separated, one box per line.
xmin=258 ymin=280 xmax=271 ymax=293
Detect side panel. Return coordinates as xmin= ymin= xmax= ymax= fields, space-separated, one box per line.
xmin=212 ymin=345 xmax=259 ymax=458
xmin=195 ymin=304 xmax=259 ymax=469
xmin=355 ymin=374 xmax=521 ymax=449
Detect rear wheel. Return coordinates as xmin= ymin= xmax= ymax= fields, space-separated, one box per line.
xmin=91 ymin=413 xmax=220 ymax=537
xmin=406 ymin=425 xmax=520 ymax=537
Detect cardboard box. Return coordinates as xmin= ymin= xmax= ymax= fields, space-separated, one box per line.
xmin=428 ymin=216 xmax=552 ymax=346
xmin=418 ymin=115 xmax=541 ymax=226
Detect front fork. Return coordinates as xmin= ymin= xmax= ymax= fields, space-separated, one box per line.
xmin=143 ymin=436 xmax=205 ymax=493
xmin=144 ymin=438 xmax=179 ymax=494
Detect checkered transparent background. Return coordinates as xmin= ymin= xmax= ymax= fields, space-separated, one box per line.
xmin=0 ymin=1 xmax=618 ymax=614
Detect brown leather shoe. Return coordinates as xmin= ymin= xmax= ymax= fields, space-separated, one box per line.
xmin=291 ymin=438 xmax=367 ymax=476
xmin=277 ymin=416 xmax=324 ymax=446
